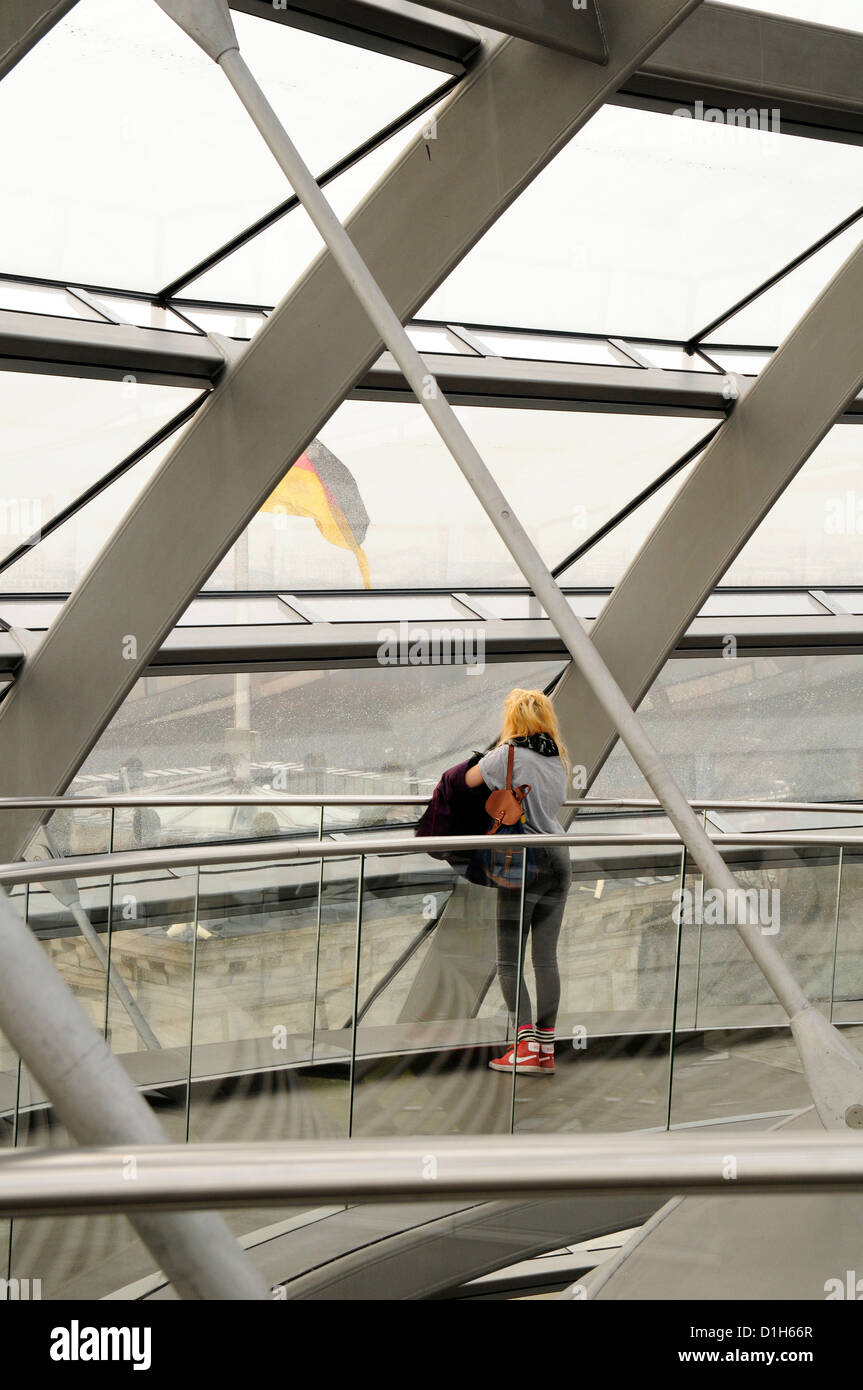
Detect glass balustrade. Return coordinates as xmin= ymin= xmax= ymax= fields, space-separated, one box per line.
xmin=1 ymin=799 xmax=861 ymax=1296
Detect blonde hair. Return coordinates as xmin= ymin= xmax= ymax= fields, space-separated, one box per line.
xmin=496 ymin=688 xmax=569 ymax=773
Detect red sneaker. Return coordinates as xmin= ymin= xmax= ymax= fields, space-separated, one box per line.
xmin=538 ymin=1043 xmax=555 ymax=1075
xmin=489 ymin=1037 xmax=552 ymax=1075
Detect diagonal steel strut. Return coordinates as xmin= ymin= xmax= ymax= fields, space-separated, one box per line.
xmin=154 ymin=0 xmax=863 ymax=1130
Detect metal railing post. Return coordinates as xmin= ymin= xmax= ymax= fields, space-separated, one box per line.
xmin=347 ymin=854 xmax=366 ymax=1139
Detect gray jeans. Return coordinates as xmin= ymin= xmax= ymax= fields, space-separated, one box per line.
xmin=495 ymin=845 xmax=572 ymax=1032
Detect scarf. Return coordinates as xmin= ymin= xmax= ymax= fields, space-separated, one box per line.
xmin=507 ymin=733 xmax=559 ymax=758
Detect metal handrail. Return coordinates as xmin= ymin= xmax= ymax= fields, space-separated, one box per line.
xmin=4 ymin=794 xmax=863 ymax=812
xmin=0 ymin=1132 xmax=862 ymax=1216
xmin=6 ymin=829 xmax=862 ymax=889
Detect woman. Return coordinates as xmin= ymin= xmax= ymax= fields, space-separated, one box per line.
xmin=465 ymin=689 xmax=572 ymax=1077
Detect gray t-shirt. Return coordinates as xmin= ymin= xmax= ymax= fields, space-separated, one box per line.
xmin=478 ymin=743 xmax=567 ymax=834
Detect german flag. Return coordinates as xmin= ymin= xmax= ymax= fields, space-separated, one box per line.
xmin=260 ymin=439 xmax=371 ymax=588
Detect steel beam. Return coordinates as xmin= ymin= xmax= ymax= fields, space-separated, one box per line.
xmin=2 ymin=610 xmax=863 ymax=681
xmin=382 ymin=0 xmax=608 ymax=62
xmin=631 ymin=2 xmax=863 ymax=144
xmin=6 ymin=0 xmax=863 ymax=147
xmin=0 ymin=1 xmax=707 ymax=864
xmin=238 ymin=0 xmax=863 ymax=144
xmin=0 ymin=0 xmax=78 ymax=81
xmin=554 ymin=238 xmax=863 ymax=809
xmin=229 ymin=0 xmax=479 ymax=74
xmin=0 ymin=308 xmax=220 ymax=387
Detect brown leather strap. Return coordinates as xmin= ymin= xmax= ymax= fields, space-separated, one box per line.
xmin=505 ymin=742 xmax=514 ymax=791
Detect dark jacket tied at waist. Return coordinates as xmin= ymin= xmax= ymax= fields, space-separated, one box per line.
xmin=414 ymin=754 xmax=489 ymax=881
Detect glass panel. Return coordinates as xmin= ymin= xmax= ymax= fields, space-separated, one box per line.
xmin=686 ymin=847 xmax=838 ymax=1031
xmin=833 ymin=592 xmax=863 ymax=615
xmin=475 ymin=332 xmax=621 ymax=366
xmin=0 ymin=376 xmax=199 ymax=587
xmin=670 ymin=839 xmax=839 ymax=1126
xmin=595 ymin=654 xmax=863 ymax=803
xmin=511 ymin=843 xmax=682 ymax=1134
xmin=834 ymin=851 xmax=863 ymax=1024
xmin=697 ymin=591 xmax=825 ymax=616
xmin=177 ymin=597 xmax=300 ymax=627
xmin=422 ymin=104 xmax=863 ymax=340
xmin=557 ymin=455 xmax=703 ymax=588
xmin=351 ymin=847 xmax=510 ymax=1137
xmin=639 ymin=344 xmax=720 ymax=373
xmin=351 ymin=840 xmax=685 ymax=1137
xmin=186 ymin=109 xmax=437 ymax=304
xmin=478 ymin=593 xmax=607 ymax=620
xmin=1 ymin=0 xmax=444 ymax=290
xmin=0 ymin=410 xmax=202 ymax=596
xmin=188 ymin=849 xmax=354 ymax=1149
xmin=8 ymin=863 xmax=195 ymax=1299
xmin=724 ymin=423 xmax=863 ymax=586
xmin=92 ymin=295 xmax=196 ymax=333
xmin=717 ymin=221 xmax=863 ymax=347
xmin=105 ymin=866 xmax=198 ymax=1111
xmin=207 ymin=402 xmax=709 ymax=592
xmin=0 ymin=601 xmax=62 ymax=629
xmin=405 ymin=326 xmax=472 ymax=355
xmin=668 ymin=1026 xmax=813 ymax=1130
xmin=706 ymin=348 xmax=774 ymax=375
xmin=480 ymin=593 xmax=549 ymax=620
xmin=301 ymin=594 xmax=476 ymax=622
xmin=0 ymin=280 xmax=101 ymax=321
xmin=172 ymin=305 xmax=268 ymax=339
xmin=70 ymin=660 xmax=567 ymax=805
